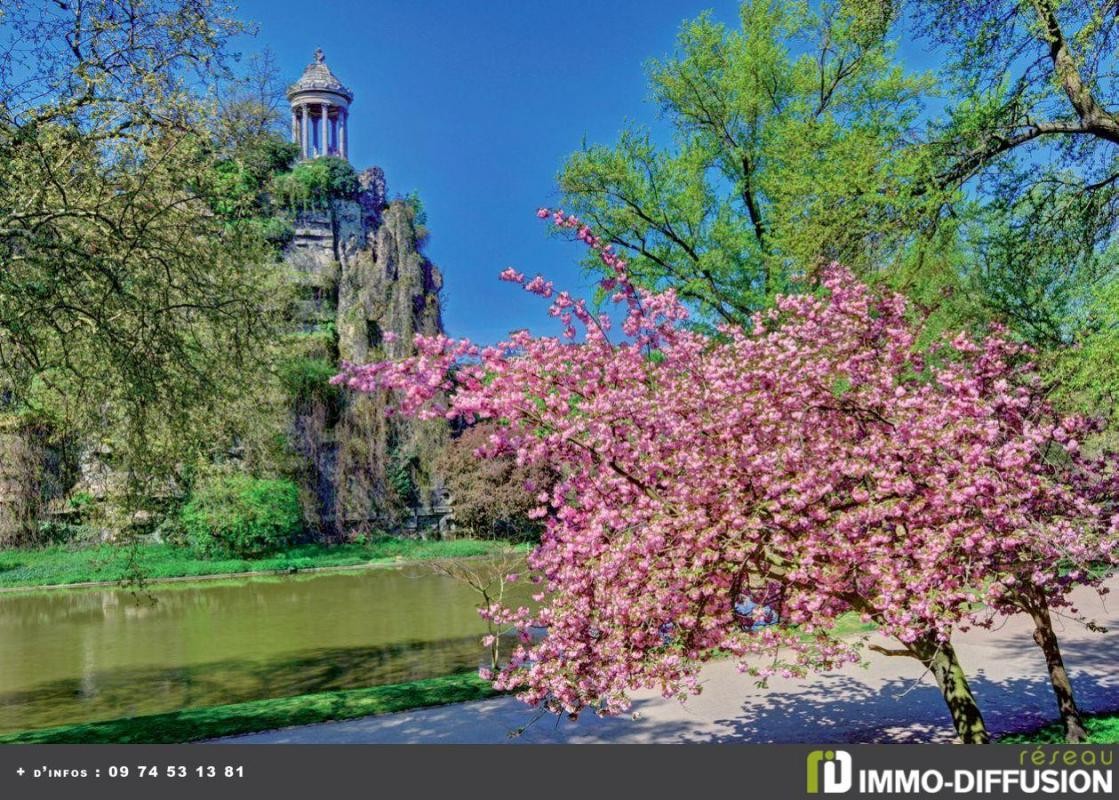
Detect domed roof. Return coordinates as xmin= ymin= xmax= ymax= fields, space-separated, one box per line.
xmin=287 ymin=48 xmax=353 ymax=103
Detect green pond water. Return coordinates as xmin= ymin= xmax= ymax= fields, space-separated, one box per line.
xmin=0 ymin=563 xmax=529 ymax=733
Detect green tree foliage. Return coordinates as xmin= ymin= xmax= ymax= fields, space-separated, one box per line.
xmin=558 ymin=0 xmax=1119 ymax=421
xmin=0 ymin=1 xmax=292 ymax=527
xmin=1049 ymin=278 xmax=1119 ymax=422
xmin=910 ymin=1 xmax=1119 ymax=181
xmin=179 ymin=474 xmax=302 ymax=558
xmin=204 ymin=50 xmax=300 ymax=243
xmin=905 ymin=0 xmax=1119 ymax=417
xmin=558 ymin=0 xmax=937 ymax=323
xmin=209 ymin=137 xmax=300 ymax=225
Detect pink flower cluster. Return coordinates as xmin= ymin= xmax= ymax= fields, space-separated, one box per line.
xmin=336 ymin=210 xmax=1118 ymax=717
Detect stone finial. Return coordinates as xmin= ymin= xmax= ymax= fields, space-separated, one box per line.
xmin=287 ymin=49 xmax=353 ymax=103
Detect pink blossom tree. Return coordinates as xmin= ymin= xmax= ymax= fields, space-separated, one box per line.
xmin=336 ymin=211 xmax=1117 ymax=744
xmin=972 ymin=421 xmax=1119 ymax=742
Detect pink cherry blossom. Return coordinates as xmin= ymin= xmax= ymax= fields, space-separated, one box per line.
xmin=337 ymin=210 xmax=1119 ymax=719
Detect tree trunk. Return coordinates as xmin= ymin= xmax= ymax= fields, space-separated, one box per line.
xmin=1028 ymin=603 xmax=1088 ymax=743
xmin=910 ymin=636 xmax=990 ymax=743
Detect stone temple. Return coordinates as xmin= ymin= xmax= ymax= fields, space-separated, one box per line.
xmin=288 ymin=48 xmax=353 ymax=160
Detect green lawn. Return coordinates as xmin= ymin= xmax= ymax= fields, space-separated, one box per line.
xmin=802 ymin=612 xmax=877 ymax=640
xmin=1000 ymin=712 xmax=1119 ymax=744
xmin=0 ymin=672 xmax=496 ymax=744
xmin=0 ymin=538 xmax=516 ymax=591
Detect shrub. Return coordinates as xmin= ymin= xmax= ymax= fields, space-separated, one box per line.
xmin=257 ymin=215 xmax=295 ymax=247
xmin=277 ymin=355 xmax=342 ymax=411
xmin=180 ymin=475 xmax=302 ymax=558
xmin=433 ymin=423 xmax=554 ymax=541
xmin=68 ymin=491 xmax=95 ymax=512
xmin=388 ymin=448 xmax=421 ymax=508
xmin=36 ymin=520 xmax=94 ymax=545
xmin=402 ymin=191 xmax=428 ymax=226
xmin=401 ymin=191 xmax=430 ymax=246
xmin=270 ymin=157 xmax=358 ymax=212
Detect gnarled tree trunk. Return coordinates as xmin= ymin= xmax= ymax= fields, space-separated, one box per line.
xmin=909 ymin=636 xmax=990 ymax=743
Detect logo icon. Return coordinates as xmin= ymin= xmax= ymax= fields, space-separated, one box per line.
xmin=806 ymin=750 xmax=853 ymax=794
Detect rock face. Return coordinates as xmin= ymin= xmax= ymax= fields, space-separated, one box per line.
xmin=0 ymin=428 xmax=39 ymax=544
xmin=0 ymin=166 xmax=446 ymax=543
xmin=0 ymin=423 xmax=73 ymax=545
xmin=285 ymin=167 xmax=445 ymax=535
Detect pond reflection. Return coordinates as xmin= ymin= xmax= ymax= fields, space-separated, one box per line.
xmin=0 ymin=563 xmax=528 ymax=733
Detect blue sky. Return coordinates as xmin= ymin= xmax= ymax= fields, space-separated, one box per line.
xmin=232 ymin=0 xmax=942 ymax=343
xmin=228 ymin=0 xmax=744 ymax=342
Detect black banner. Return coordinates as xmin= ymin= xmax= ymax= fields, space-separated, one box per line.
xmin=0 ymin=744 xmax=1113 ymax=800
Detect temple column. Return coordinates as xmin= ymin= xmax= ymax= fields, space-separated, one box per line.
xmin=300 ymin=103 xmax=310 ymax=159
xmin=320 ymin=102 xmax=330 ymax=156
xmin=339 ymin=108 xmax=347 ymax=160
xmin=290 ymin=108 xmax=298 ymax=144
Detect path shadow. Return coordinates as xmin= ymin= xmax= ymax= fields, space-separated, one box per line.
xmin=227 ymin=600 xmax=1119 ymax=744
xmin=660 ymin=629 xmax=1119 ymax=743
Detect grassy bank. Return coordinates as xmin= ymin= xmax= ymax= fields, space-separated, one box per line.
xmin=1000 ymin=712 xmax=1119 ymax=744
xmin=0 ymin=672 xmax=496 ymax=744
xmin=0 ymin=538 xmax=514 ymax=591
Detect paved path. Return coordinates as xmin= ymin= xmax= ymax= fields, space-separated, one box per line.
xmin=217 ymin=578 xmax=1119 ymax=744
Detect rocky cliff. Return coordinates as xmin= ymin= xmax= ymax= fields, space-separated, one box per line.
xmin=285 ymin=167 xmax=445 ymax=536
xmin=0 ymin=166 xmax=444 ymax=543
